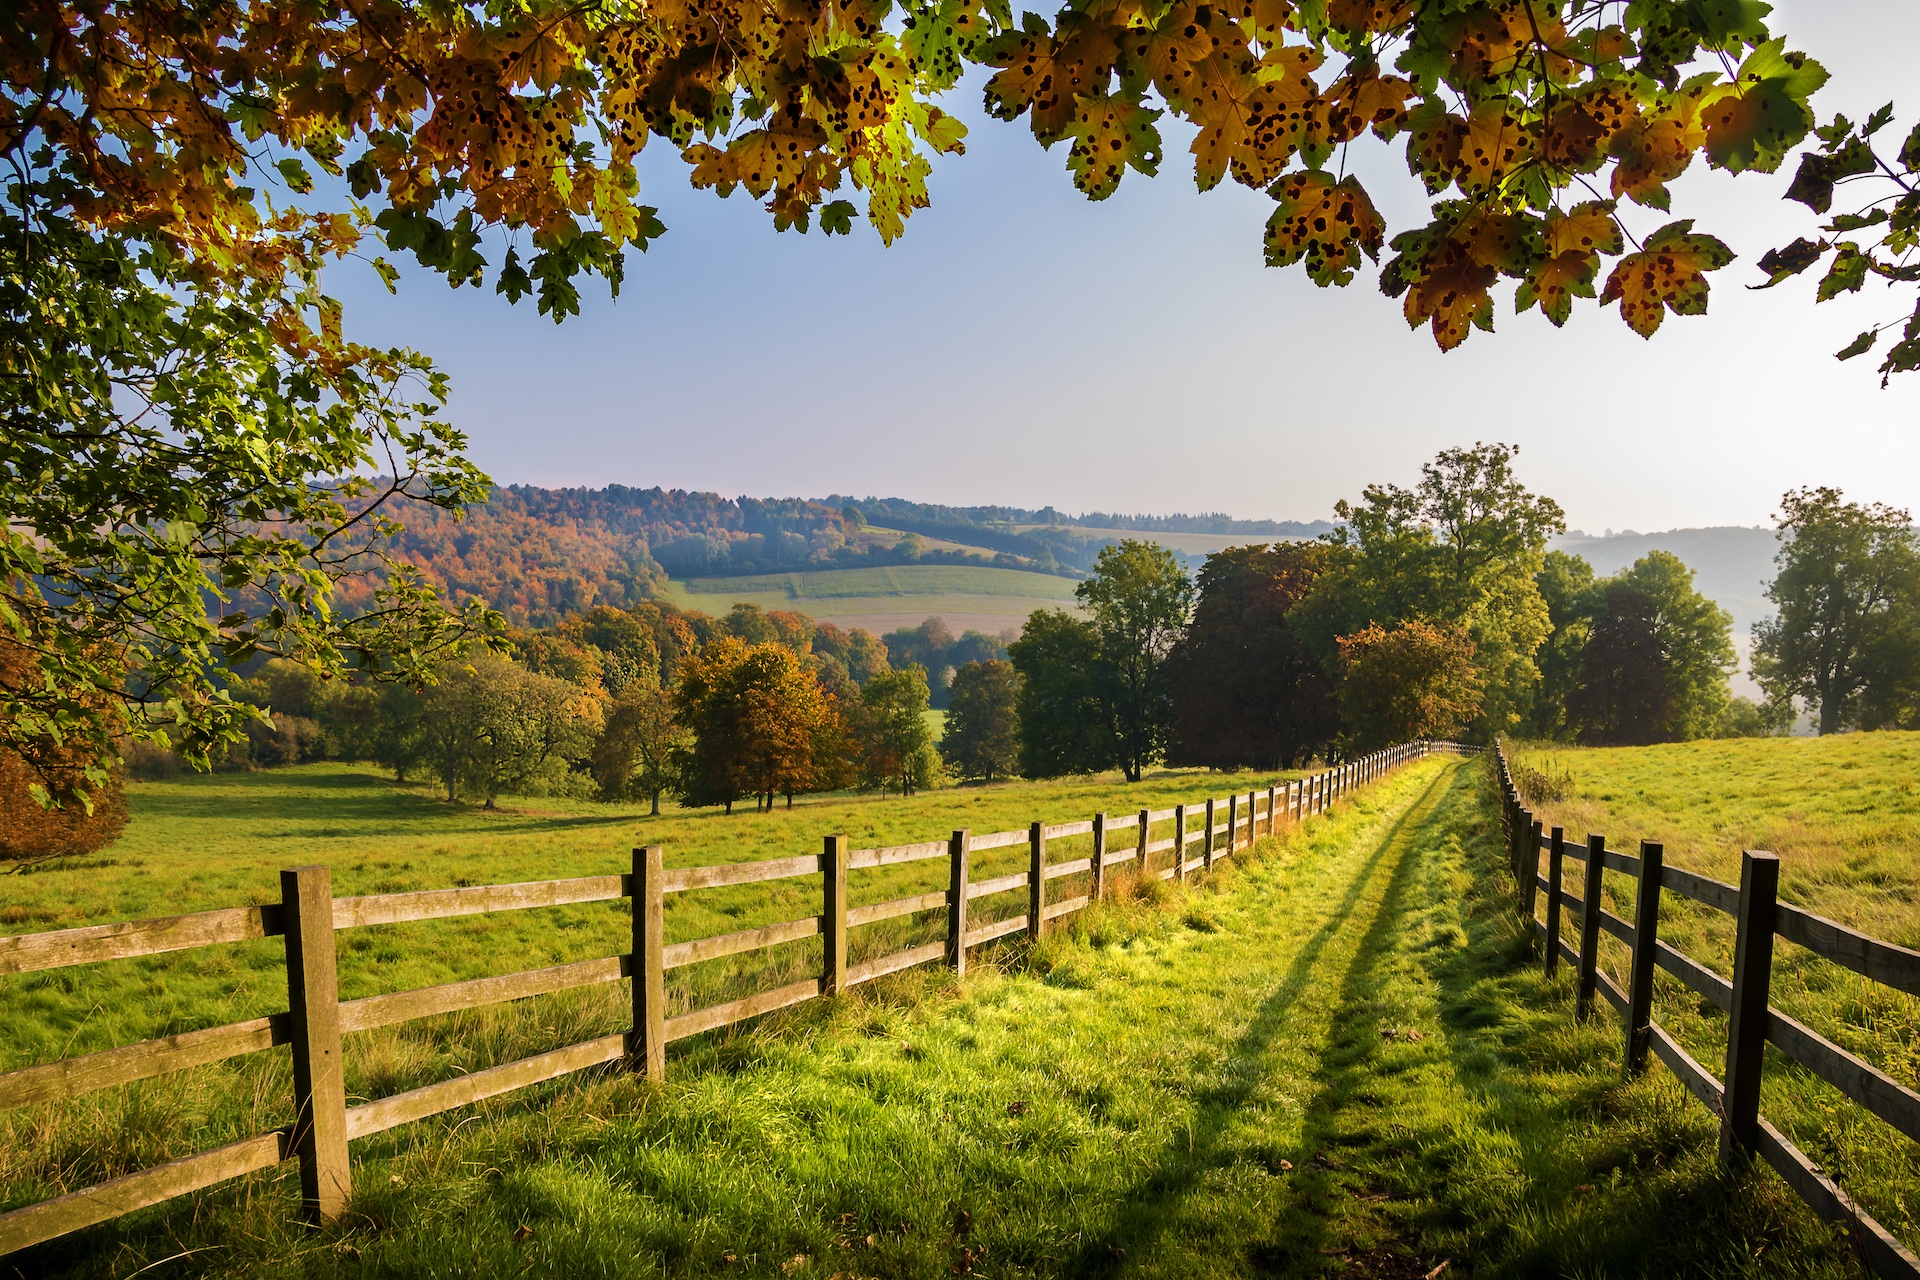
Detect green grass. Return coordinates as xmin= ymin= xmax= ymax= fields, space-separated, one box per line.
xmin=3 ymin=758 xmax=1879 ymax=1278
xmin=1510 ymin=733 xmax=1920 ymax=1258
xmin=923 ymin=709 xmax=946 ymax=742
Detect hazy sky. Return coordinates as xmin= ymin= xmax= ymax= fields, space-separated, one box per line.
xmin=336 ymin=2 xmax=1919 ymax=534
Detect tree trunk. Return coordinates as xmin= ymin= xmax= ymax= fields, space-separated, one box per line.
xmin=649 ymin=789 xmax=660 ymax=817
xmin=785 ymin=792 xmax=793 ymax=809
xmin=725 ymin=798 xmax=733 ymax=815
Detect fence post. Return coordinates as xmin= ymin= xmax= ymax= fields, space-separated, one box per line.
xmin=947 ymin=829 xmax=971 ymax=975
xmin=1266 ymin=786 xmax=1277 ymax=838
xmin=1199 ymin=799 xmax=1212 ymax=878
xmin=1136 ymin=807 xmax=1150 ymax=875
xmin=632 ymin=845 xmax=666 ymax=1082
xmin=823 ymin=835 xmax=848 ymax=996
xmin=1219 ymin=796 xmax=1232 ymax=865
xmin=1028 ymin=821 xmax=1046 ymax=941
xmin=282 ymin=865 xmax=350 ymax=1223
xmin=1576 ymin=834 xmax=1605 ymax=1024
xmin=1091 ymin=812 xmax=1107 ymax=901
xmin=1172 ymin=805 xmax=1186 ymax=881
xmin=1720 ymin=850 xmax=1780 ymax=1163
xmin=1525 ymin=819 xmax=1543 ymax=922
xmin=1544 ymin=827 xmax=1565 ymax=978
xmin=1624 ymin=841 xmax=1664 ymax=1076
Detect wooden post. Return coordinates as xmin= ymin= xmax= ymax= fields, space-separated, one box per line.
xmin=1200 ymin=799 xmax=1212 ymax=876
xmin=1576 ymin=834 xmax=1605 ymax=1024
xmin=947 ymin=829 xmax=971 ymax=975
xmin=1091 ymin=812 xmax=1107 ymax=901
xmin=1028 ymin=821 xmax=1046 ymax=941
xmin=1624 ymin=841 xmax=1664 ymax=1076
xmin=823 ymin=835 xmax=848 ymax=996
xmin=632 ymin=846 xmax=666 ymax=1082
xmin=1172 ymin=805 xmax=1186 ymax=881
xmin=1525 ymin=819 xmax=1543 ymax=921
xmin=1266 ymin=786 xmax=1277 ymax=838
xmin=1721 ymin=851 xmax=1780 ymax=1163
xmin=282 ymin=865 xmax=350 ymax=1223
xmin=1137 ymin=808 xmax=1151 ymax=875
xmin=1219 ymin=796 xmax=1232 ymax=865
xmin=1544 ymin=827 xmax=1565 ymax=979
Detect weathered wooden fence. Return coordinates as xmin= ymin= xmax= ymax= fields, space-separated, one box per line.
xmin=0 ymin=740 xmax=1470 ymax=1257
xmin=1493 ymin=744 xmax=1920 ymax=1279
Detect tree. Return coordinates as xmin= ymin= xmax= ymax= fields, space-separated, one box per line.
xmin=943 ymin=660 xmax=1022 ymax=783
xmin=857 ymin=666 xmax=941 ymax=796
xmin=1008 ymin=610 xmax=1112 ymax=779
xmin=1298 ymin=444 xmax=1562 ymax=738
xmin=676 ymin=639 xmax=834 ymax=812
xmin=1609 ymin=551 xmax=1736 ymax=740
xmin=1525 ymin=551 xmax=1598 ymax=741
xmin=1078 ymin=540 xmax=1193 ymax=782
xmin=592 ymin=678 xmax=686 ymax=815
xmin=1164 ymin=543 xmax=1338 ymax=770
xmin=1566 ymin=584 xmax=1674 ymax=746
xmin=1753 ymin=488 xmax=1920 ymax=734
xmin=0 ymin=635 xmax=127 ymax=862
xmin=1336 ymin=621 xmax=1484 ymax=751
xmin=2 ymin=0 xmax=1844 ymax=795
xmin=418 ymin=657 xmax=597 ymax=808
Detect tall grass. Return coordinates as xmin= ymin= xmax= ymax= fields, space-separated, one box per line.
xmin=1510 ymin=733 xmax=1920 ymax=1258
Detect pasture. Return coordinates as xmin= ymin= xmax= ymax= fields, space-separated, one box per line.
xmin=2 ymin=743 xmax=1911 ymax=1277
xmin=662 ymin=564 xmax=1081 ymax=638
xmin=1510 ymin=733 xmax=1920 ymax=1259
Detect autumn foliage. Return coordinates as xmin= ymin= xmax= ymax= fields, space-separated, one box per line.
xmin=1335 ymin=620 xmax=1485 ymax=750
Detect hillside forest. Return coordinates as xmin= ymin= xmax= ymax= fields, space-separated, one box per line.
xmin=14 ymin=446 xmax=1920 ymax=865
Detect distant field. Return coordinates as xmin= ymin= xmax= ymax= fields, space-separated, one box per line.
xmin=664 ymin=564 xmax=1083 ymax=636
xmin=1005 ymin=525 xmax=1306 ymax=556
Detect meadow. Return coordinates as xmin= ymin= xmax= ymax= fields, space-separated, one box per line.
xmin=661 ymin=564 xmax=1081 ymax=637
xmin=1509 ymin=733 xmax=1920 ymax=1259
xmin=4 ymin=757 xmax=1880 ymax=1278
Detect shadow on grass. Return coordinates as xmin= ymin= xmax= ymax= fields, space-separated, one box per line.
xmin=1052 ymin=768 xmax=1459 ymax=1278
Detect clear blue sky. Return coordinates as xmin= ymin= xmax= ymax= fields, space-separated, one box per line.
xmin=335 ymin=1 xmax=1919 ymax=535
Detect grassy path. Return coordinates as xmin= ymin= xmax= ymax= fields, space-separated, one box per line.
xmin=21 ymin=759 xmax=1869 ymax=1279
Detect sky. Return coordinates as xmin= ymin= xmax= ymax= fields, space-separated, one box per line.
xmin=335 ymin=1 xmax=1920 ymax=535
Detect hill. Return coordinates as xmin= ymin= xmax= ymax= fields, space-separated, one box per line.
xmin=665 ymin=564 xmax=1083 ymax=639
xmin=1552 ymin=526 xmax=1779 ymax=634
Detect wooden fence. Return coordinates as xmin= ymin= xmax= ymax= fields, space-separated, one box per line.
xmin=0 ymin=740 xmax=1472 ymax=1258
xmin=1493 ymin=744 xmax=1920 ymax=1279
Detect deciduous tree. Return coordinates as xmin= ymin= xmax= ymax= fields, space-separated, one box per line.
xmin=592 ymin=677 xmax=686 ymax=815
xmin=1008 ymin=610 xmax=1112 ymax=779
xmin=1335 ymin=621 xmax=1483 ymax=750
xmin=943 ymin=660 xmax=1022 ymax=783
xmin=1566 ymin=583 xmax=1673 ymax=745
xmin=1754 ymin=488 xmax=1920 ymax=734
xmin=1078 ymin=540 xmax=1193 ymax=782
xmin=1165 ymin=543 xmax=1338 ymax=769
xmin=857 ymin=665 xmax=941 ymax=796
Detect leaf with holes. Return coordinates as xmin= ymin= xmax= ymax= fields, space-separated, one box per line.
xmin=1600 ymin=219 xmax=1735 ymax=337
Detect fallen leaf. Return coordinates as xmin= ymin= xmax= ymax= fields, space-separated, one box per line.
xmin=781 ymin=1255 xmax=811 ymax=1275
xmin=1426 ymin=1263 xmax=1451 ymax=1280
xmin=1406 ymin=1029 xmax=1425 ymax=1042
xmin=954 ymin=1209 xmax=972 ymax=1236
xmin=1007 ymin=1100 xmax=1028 ymax=1117
xmin=1106 ymin=1244 xmax=1127 ymax=1258
xmin=512 ymin=1225 xmax=534 ymax=1242
xmin=1278 ymin=1160 xmax=1294 ymax=1172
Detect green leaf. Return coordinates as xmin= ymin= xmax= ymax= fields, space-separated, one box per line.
xmin=275 ymin=157 xmax=315 ymax=194
xmin=1702 ymin=40 xmax=1828 ymax=174
xmin=1753 ymin=236 xmax=1825 ymax=288
xmin=819 ymin=200 xmax=857 ymax=235
xmin=1816 ymin=243 xmax=1867 ymax=301
xmin=1835 ymin=329 xmax=1877 ymax=360
xmin=495 ymin=247 xmax=532 ymax=304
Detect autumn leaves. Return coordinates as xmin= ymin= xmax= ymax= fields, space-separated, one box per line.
xmin=977 ymin=0 xmax=1822 ymax=351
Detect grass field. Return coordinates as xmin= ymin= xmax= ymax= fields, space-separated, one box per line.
xmin=1005 ymin=527 xmax=1308 ymax=557
xmin=1510 ymin=733 xmax=1920 ymax=1257
xmin=4 ymin=753 xmax=1896 ymax=1277
xmin=662 ymin=565 xmax=1082 ymax=638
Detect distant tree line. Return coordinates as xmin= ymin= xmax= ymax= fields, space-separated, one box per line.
xmin=17 ymin=456 xmax=1920 ymax=859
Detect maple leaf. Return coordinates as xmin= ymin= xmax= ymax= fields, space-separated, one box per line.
xmin=1067 ymin=93 xmax=1163 ymax=198
xmin=982 ymin=17 xmax=1121 ymax=143
xmin=1263 ymin=172 xmax=1384 ymax=286
xmin=1601 ymin=219 xmax=1735 ymax=337
xmin=1456 ymin=102 xmax=1535 ymax=195
xmin=1700 ymin=40 xmax=1827 ymax=174
xmin=1125 ymin=2 xmax=1224 ymax=101
xmin=1325 ymin=0 xmax=1411 ymax=35
xmin=1543 ymin=201 xmax=1622 ymax=258
xmin=1608 ymin=97 xmax=1706 ymax=209
xmin=1516 ymin=252 xmax=1599 ymax=326
xmin=1541 ymin=86 xmax=1639 ymax=171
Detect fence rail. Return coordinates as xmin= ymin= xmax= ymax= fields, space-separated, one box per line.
xmin=0 ymin=741 xmax=1476 ymax=1258
xmin=1494 ymin=744 xmax=1920 ymax=1279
